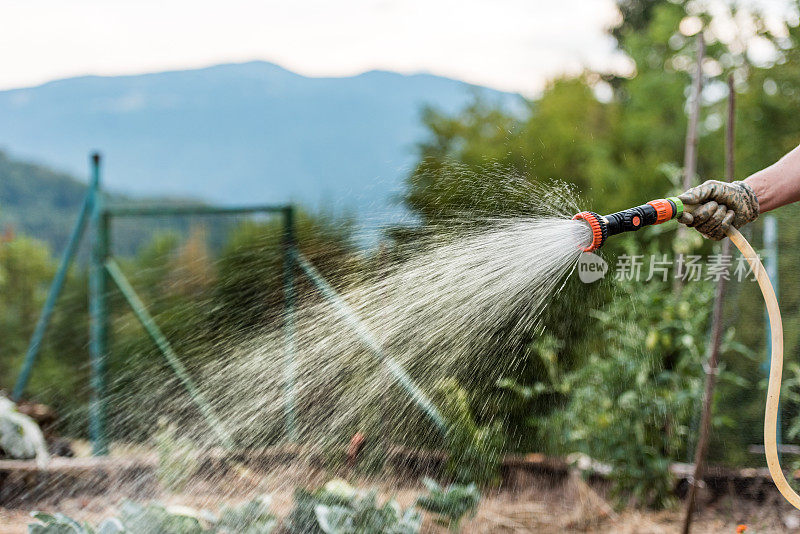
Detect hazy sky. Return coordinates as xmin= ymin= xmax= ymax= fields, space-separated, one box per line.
xmin=0 ymin=0 xmax=623 ymax=96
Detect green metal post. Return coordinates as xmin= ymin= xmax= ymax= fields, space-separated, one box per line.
xmin=12 ymin=188 xmax=93 ymax=401
xmin=293 ymin=251 xmax=447 ymax=434
xmin=88 ymin=153 xmax=110 ymax=456
xmin=104 ymin=258 xmax=234 ymax=450
xmin=282 ymin=206 xmax=298 ymax=441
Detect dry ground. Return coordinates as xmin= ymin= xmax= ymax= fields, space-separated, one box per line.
xmin=2 ymin=462 xmax=798 ymax=534
xmin=2 ymin=490 xmax=795 ymax=533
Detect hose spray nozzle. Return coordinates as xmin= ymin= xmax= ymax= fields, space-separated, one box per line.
xmin=573 ymin=197 xmax=684 ymax=252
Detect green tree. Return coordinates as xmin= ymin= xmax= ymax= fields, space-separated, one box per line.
xmin=398 ymin=0 xmax=800 ymax=501
xmin=0 ymin=237 xmax=55 ymax=386
xmin=214 ymin=209 xmax=358 ymax=338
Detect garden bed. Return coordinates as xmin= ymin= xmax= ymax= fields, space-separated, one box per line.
xmin=1 ymin=445 xmax=797 ymax=506
xmin=2 ymin=463 xmax=797 ymax=533
xmin=2 ymin=444 xmax=800 ymax=532
xmin=0 ymin=456 xmax=157 ymax=507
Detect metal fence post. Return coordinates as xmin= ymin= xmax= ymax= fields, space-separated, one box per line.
xmin=282 ymin=206 xmax=298 ymax=441
xmin=104 ymin=258 xmax=234 ymax=450
xmin=12 ymin=185 xmax=93 ymax=401
xmin=294 ymin=251 xmax=447 ymax=434
xmin=88 ymin=153 xmax=110 ymax=455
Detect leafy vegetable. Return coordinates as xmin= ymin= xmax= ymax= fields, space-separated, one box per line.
xmin=30 ymin=478 xmax=482 ymax=533
xmin=28 ymin=498 xmax=273 ymax=534
xmin=215 ymin=496 xmax=277 ymax=533
xmin=286 ymin=479 xmax=422 ymax=534
xmin=28 ymin=512 xmax=95 ymax=534
xmin=0 ymin=395 xmax=49 ymax=467
xmin=415 ymin=478 xmax=480 ymax=531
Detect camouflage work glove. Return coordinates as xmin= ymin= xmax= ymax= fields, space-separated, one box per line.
xmin=677 ymin=180 xmax=759 ymax=240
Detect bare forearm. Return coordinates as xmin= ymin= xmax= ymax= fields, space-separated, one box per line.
xmin=745 ymin=144 xmax=800 ymax=213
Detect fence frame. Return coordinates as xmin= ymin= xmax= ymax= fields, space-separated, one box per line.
xmin=13 ymin=152 xmax=446 ymax=456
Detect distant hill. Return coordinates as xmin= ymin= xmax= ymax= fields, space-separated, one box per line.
xmin=0 ymin=151 xmax=204 ymax=255
xmin=0 ymin=61 xmax=518 ymax=239
xmin=0 ymin=151 xmax=88 ymax=250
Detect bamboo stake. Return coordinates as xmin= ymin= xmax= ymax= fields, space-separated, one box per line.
xmin=676 ymin=34 xmax=706 ymax=290
xmin=681 ymin=74 xmax=735 ymax=534
xmin=683 ymin=34 xmax=706 ymax=190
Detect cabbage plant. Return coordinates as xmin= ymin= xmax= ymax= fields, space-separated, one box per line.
xmin=0 ymin=395 xmax=49 ymax=467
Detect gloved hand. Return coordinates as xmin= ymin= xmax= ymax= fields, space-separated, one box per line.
xmin=678 ymin=180 xmax=760 ymax=240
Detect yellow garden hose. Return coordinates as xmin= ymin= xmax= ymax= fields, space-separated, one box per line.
xmin=573 ymin=200 xmax=798 ymax=508
xmin=726 ymin=226 xmax=800 ymax=509
xmin=573 ymin=197 xmax=800 ymax=510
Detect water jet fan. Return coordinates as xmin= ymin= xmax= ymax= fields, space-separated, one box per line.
xmin=574 ymin=198 xmax=799 ymax=510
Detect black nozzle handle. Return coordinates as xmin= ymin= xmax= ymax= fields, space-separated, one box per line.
xmin=604 ymin=197 xmax=682 ymax=237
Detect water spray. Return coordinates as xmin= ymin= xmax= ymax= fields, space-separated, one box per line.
xmin=574 ymin=199 xmax=799 ymax=510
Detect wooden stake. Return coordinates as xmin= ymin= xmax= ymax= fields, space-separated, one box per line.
xmin=683 ymin=34 xmax=706 ymax=190
xmin=676 ymin=34 xmax=706 ymax=290
xmin=681 ymin=74 xmax=735 ymax=534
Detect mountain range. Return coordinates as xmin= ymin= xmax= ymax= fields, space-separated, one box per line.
xmin=0 ymin=151 xmax=210 ymax=255
xmin=0 ymin=61 xmax=517 ymax=241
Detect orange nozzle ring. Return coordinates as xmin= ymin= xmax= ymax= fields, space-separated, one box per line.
xmin=646 ymin=199 xmax=675 ymax=225
xmin=573 ymin=211 xmax=604 ymax=252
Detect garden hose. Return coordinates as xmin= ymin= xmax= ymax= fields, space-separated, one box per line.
xmin=726 ymin=226 xmax=799 ymax=509
xmin=573 ymin=201 xmax=799 ymax=509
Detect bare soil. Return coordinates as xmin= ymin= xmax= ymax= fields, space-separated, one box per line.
xmin=2 ymin=488 xmax=795 ymax=533
xmin=2 ymin=459 xmax=798 ymax=534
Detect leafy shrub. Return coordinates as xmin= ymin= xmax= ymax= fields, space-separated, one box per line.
xmin=436 ymin=378 xmax=505 ymax=486
xmin=28 ymin=498 xmax=275 ymax=534
xmin=533 ymin=276 xmax=750 ymax=508
xmin=415 ymin=478 xmax=480 ymax=531
xmin=153 ymin=421 xmax=202 ymax=492
xmin=29 ymin=478 xmax=482 ymax=533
